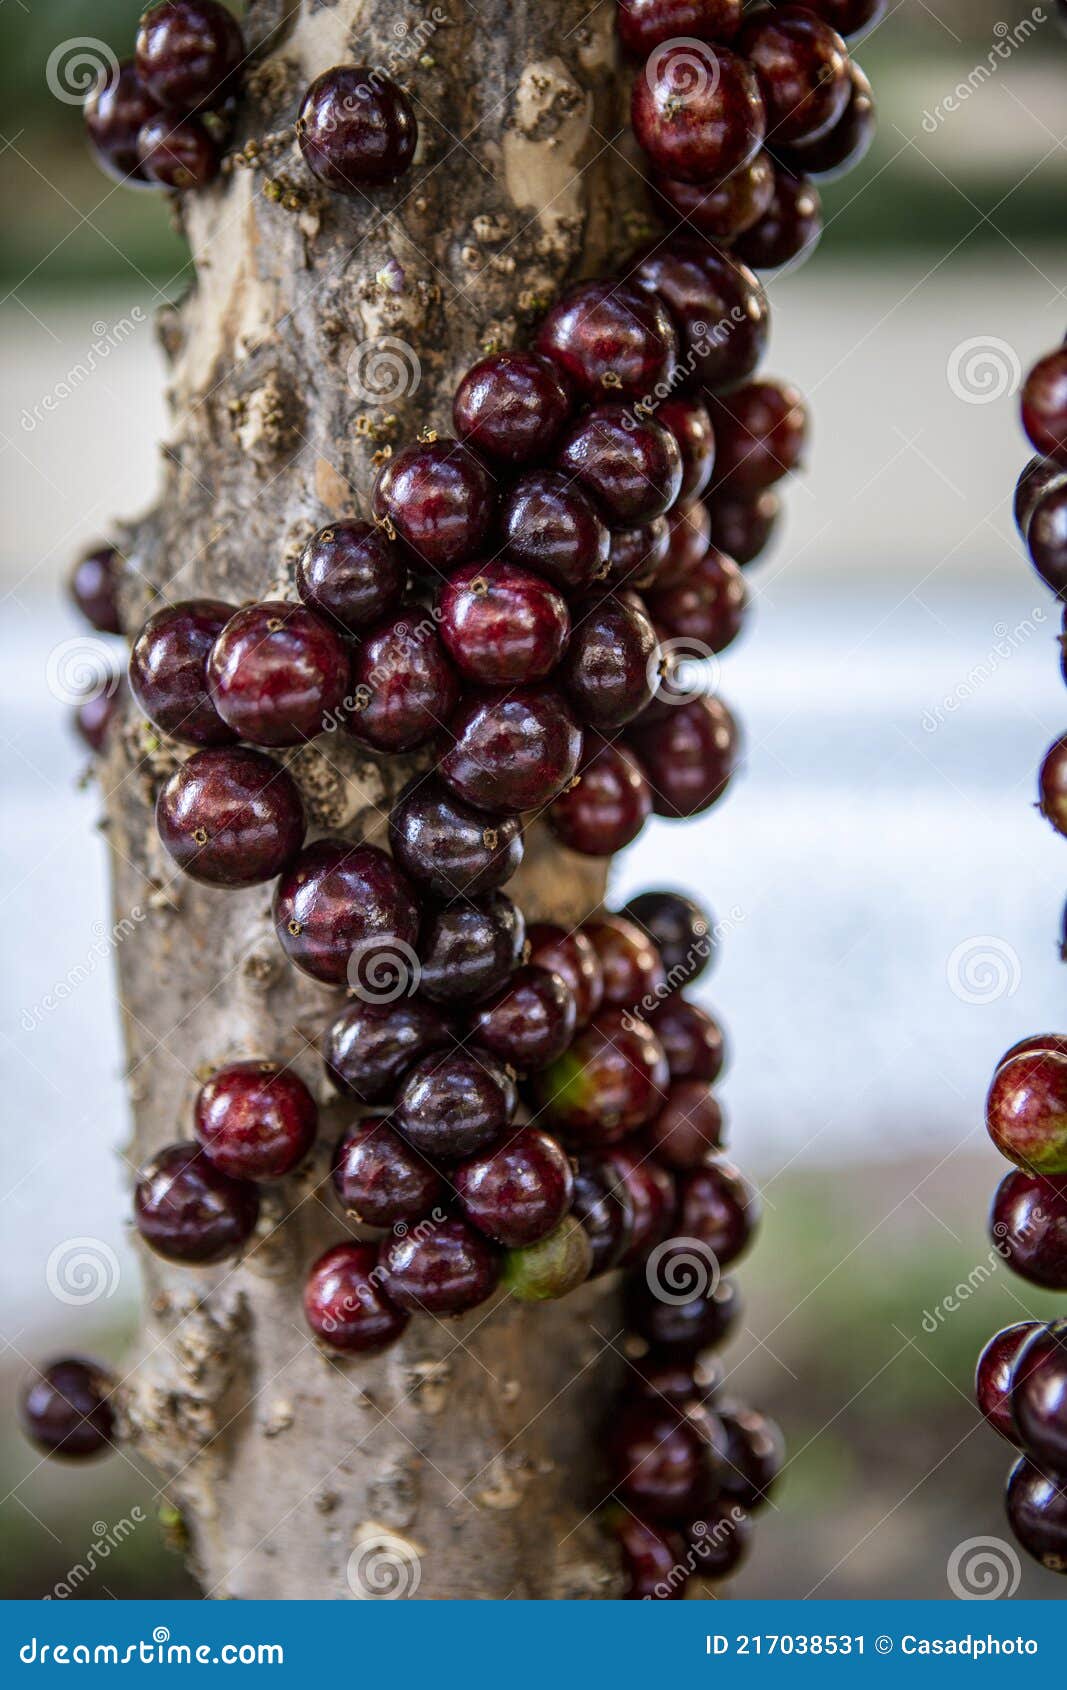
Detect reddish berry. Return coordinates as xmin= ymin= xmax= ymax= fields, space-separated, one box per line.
xmin=792 ymin=0 xmax=885 ymax=42
xmin=739 ymin=6 xmax=851 ymax=146
xmin=987 ymin=1046 xmax=1067 ymax=1175
xmin=708 ymin=486 xmax=780 ymax=565
xmin=134 ymin=1142 xmax=258 ymax=1263
xmin=135 ymin=0 xmax=244 ymax=112
xmin=1011 ymin=1322 xmax=1067 ymax=1473
xmin=438 ymin=561 xmax=570 ymax=685
xmin=557 ymin=404 xmax=683 ymax=527
xmin=562 ymin=593 xmax=657 ymax=730
xmin=608 ymin=1399 xmax=715 ymax=1520
xmin=548 ymin=734 xmax=652 ymax=857
xmin=298 ymin=67 xmax=417 ymax=189
xmin=296 ymin=520 xmax=406 ymax=636
xmin=628 ymin=694 xmax=739 ymax=818
xmin=629 ymin=239 xmax=769 ymax=394
xmin=990 ymin=1170 xmax=1067 ymax=1290
xmin=655 ymin=152 xmax=776 ymax=241
xmin=776 ymin=61 xmax=875 ymax=180
xmin=138 ymin=114 xmax=221 ymax=189
xmin=418 ymin=891 xmax=525 ymax=1005
xmin=616 ymin=0 xmax=743 ymax=55
xmin=321 ymin=997 xmax=452 ymax=1104
xmin=454 ymin=1126 xmax=574 ymax=1247
xmin=609 ymin=1511 xmax=687 ymax=1600
xmin=395 ymin=1046 xmax=515 ymax=1161
xmin=526 ymin=923 xmax=604 ymax=1029
xmin=625 ymin=1260 xmax=741 ymax=1352
xmin=534 ymin=1010 xmax=670 ymax=1143
xmin=571 ymin=1153 xmax=634 ymax=1274
xmin=373 ymin=439 xmax=494 ymax=572
xmin=647 ymin=1080 xmax=725 ymax=1167
xmin=346 ymin=608 xmax=459 ymax=753
xmin=583 ymin=913 xmax=667 ymax=1010
xmin=194 ymin=1059 xmax=317 ymax=1181
xmin=648 ymin=545 xmax=748 ymax=654
xmin=975 ymin=1322 xmax=1041 ymax=1445
xmin=708 ymin=379 xmax=807 ymax=494
xmin=734 ymin=168 xmax=822 ymax=272
xmin=389 ymin=777 xmax=523 ymax=900
xmin=274 ymin=838 xmax=419 ymax=987
xmin=650 ymin=994 xmax=727 ymax=1081
xmin=207 ymin=601 xmax=349 ymax=747
xmin=129 ymin=599 xmax=237 ymax=745
xmin=70 ymin=544 xmax=123 ymax=633
xmin=657 ymin=396 xmax=716 ymax=503
xmin=536 ymin=281 xmax=679 ymax=402
xmin=470 ymin=964 xmax=577 ymax=1072
xmin=304 ymin=1242 xmax=409 ymax=1353
xmin=605 ymin=1144 xmax=678 ymax=1263
xmin=718 ymin=1407 xmax=784 ymax=1511
xmin=75 ymin=685 xmax=123 ymax=754
xmin=501 ymin=471 xmax=610 ymax=595
xmin=440 ymin=686 xmax=582 ymax=814
xmin=632 ymin=43 xmax=765 ymax=186
xmin=84 ymin=60 xmax=161 ymax=184
xmin=333 ymin=1119 xmax=444 ymax=1226
xmin=453 ymin=352 xmax=571 ymax=465
xmin=156 ymin=746 xmax=305 ymax=886
xmin=379 ymin=1216 xmax=501 ymax=1315
xmin=676 ymin=1158 xmax=760 ymax=1267
xmin=1006 ymin=1457 xmax=1067 ymax=1573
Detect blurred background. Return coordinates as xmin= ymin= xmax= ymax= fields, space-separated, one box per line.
xmin=2 ymin=0 xmax=1066 ymax=1600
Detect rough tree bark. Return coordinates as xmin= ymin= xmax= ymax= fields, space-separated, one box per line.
xmin=102 ymin=0 xmax=662 ymax=1599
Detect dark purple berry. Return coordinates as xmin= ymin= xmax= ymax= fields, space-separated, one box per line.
xmin=373 ymin=439 xmax=494 ymax=572
xmin=733 ymin=168 xmax=821 ymax=271
xmin=607 ymin=1400 xmax=714 ymax=1520
xmin=624 ymin=888 xmax=714 ymax=985
xmin=708 ymin=379 xmax=807 ymax=494
xmin=453 ymin=352 xmax=571 ymax=466
xmin=440 ymin=686 xmax=582 ymax=814
xmin=1039 ymin=736 xmax=1067 ymax=839
xmin=297 ymin=66 xmax=417 ymax=190
xmin=75 ymin=685 xmax=123 ymax=754
xmin=389 ymin=777 xmax=523 ymax=900
xmin=321 ymin=997 xmax=452 ymax=1104
xmin=1023 ymin=349 xmax=1067 ymax=464
xmin=296 ymin=520 xmax=407 ymax=636
xmin=20 ymin=1358 xmax=115 ymax=1459
xmin=776 ymin=61 xmax=875 ymax=180
xmin=628 ymin=694 xmax=739 ymax=818
xmin=557 ymin=404 xmax=683 ymax=528
xmin=606 ymin=1145 xmax=677 ymax=1263
xmin=70 ymin=544 xmax=123 ymax=633
xmin=583 ymin=913 xmax=666 ymax=1010
xmin=333 ymin=1119 xmax=444 ymax=1227
xmin=346 ymin=608 xmax=459 ymax=753
xmin=632 ymin=43 xmax=766 ymax=186
xmin=616 ymin=0 xmax=743 ymax=56
xmin=534 ymin=1010 xmax=669 ymax=1143
xmin=739 ymin=6 xmax=850 ymax=146
xmin=1012 ymin=1322 xmax=1067 ymax=1476
xmin=676 ymin=1158 xmax=760 ymax=1267
xmin=156 ymin=747 xmax=305 ymax=886
xmin=974 ymin=1322 xmax=1041 ymax=1444
xmin=629 ymin=239 xmax=769 ymax=394
xmin=647 ymin=1080 xmax=725 ymax=1167
xmin=394 ymin=1045 xmax=515 ymax=1160
xmin=526 ymin=923 xmax=604 ymax=1028
xmin=135 ymin=0 xmax=244 ymax=112
xmin=659 ymin=498 xmax=711 ymax=590
xmin=561 ymin=593 xmax=657 ymax=730
xmin=438 ymin=561 xmax=570 ymax=685
xmin=470 ymin=963 xmax=577 ymax=1072
xmin=1006 ymin=1457 xmax=1067 ymax=1573
xmin=273 ymin=838 xmax=419 ymax=987
xmin=657 ymin=395 xmax=716 ymax=502
xmin=304 ymin=1242 xmax=409 ymax=1353
xmin=138 ymin=114 xmax=221 ymax=189
xmin=655 ymin=152 xmax=776 ymax=241
xmin=129 ymin=599 xmax=237 ymax=745
xmin=990 ymin=1170 xmax=1067 ymax=1291
xmin=207 ymin=601 xmax=349 ymax=746
xmin=625 ymin=1262 xmax=741 ymax=1352
xmin=134 ymin=1142 xmax=258 ymax=1264
xmin=609 ymin=1511 xmax=687 ymax=1600
xmin=685 ymin=1500 xmax=752 ymax=1576
xmin=718 ymin=1406 xmax=784 ymax=1511
xmin=708 ymin=486 xmax=779 ymax=565
xmin=379 ymin=1216 xmax=501 ymax=1315
xmin=570 ymin=1153 xmax=634 ymax=1275
xmin=651 ymin=994 xmax=727 ymax=1081
xmin=1027 ymin=479 xmax=1067 ymax=598
xmin=194 ymin=1059 xmax=317 ymax=1181
xmin=548 ymin=734 xmax=652 ymax=856
xmin=454 ymin=1126 xmax=574 ymax=1247
xmin=84 ymin=60 xmax=161 ymax=184
xmin=418 ymin=891 xmax=525 ymax=1004
xmin=501 ymin=471 xmax=610 ymax=595
xmin=604 ymin=520 xmax=671 ymax=591
xmin=536 ymin=281 xmax=679 ymax=402
xmin=647 ymin=544 xmax=748 ymax=653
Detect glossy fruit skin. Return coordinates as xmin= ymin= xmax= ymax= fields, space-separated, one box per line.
xmin=548 ymin=734 xmax=652 ymax=857
xmin=470 ymin=964 xmax=577 ymax=1072
xmin=129 ymin=599 xmax=237 ymax=745
xmin=628 ymin=694 xmax=739 ymax=818
xmin=776 ymin=61 xmax=875 ymax=180
xmin=584 ymin=913 xmax=667 ymax=1011
xmin=991 ymin=1170 xmax=1067 ymax=1290
xmin=561 ymin=594 xmax=657 ymax=730
xmin=84 ymin=60 xmax=161 ymax=183
xmin=739 ymin=7 xmax=851 ymax=146
xmin=1010 ymin=1322 xmax=1067 ymax=1469
xmin=333 ymin=1118 xmax=444 ymax=1225
xmin=629 ymin=239 xmax=769 ymax=395
xmin=570 ymin=1154 xmax=634 ymax=1275
xmin=986 ymin=1048 xmax=1067 ymax=1175
xmin=717 ymin=1407 xmax=785 ymax=1510
xmin=624 ymin=889 xmax=714 ymax=986
xmin=604 ymin=521 xmax=671 ymax=591
xmin=1022 ymin=349 xmax=1067 ymax=465
xmin=997 ymin=1034 xmax=1067 ymax=1069
xmin=651 ymin=994 xmax=727 ymax=1082
xmin=296 ymin=521 xmax=407 ymax=636
xmin=20 ymin=1358 xmax=114 ymax=1458
xmin=1039 ymin=736 xmax=1067 ymax=839
xmin=297 ymin=66 xmax=417 ymax=190
xmin=454 ymin=1127 xmax=574 ymax=1247
xmin=535 ymin=1010 xmax=670 ymax=1142
xmin=734 ymin=167 xmax=821 ymax=271
xmin=660 ymin=498 xmax=712 ymax=590
xmin=632 ymin=43 xmax=766 ymax=187
xmin=304 ymin=1242 xmax=409 ymax=1353
xmin=647 ymin=1080 xmax=725 ymax=1167
xmin=625 ymin=1265 xmax=741 ymax=1353
xmin=134 ymin=1142 xmax=259 ymax=1264
xmin=609 ymin=1512 xmax=687 ymax=1600
xmin=628 ymin=1351 xmax=724 ymax=1407
xmin=1027 ymin=480 xmax=1067 ymax=598
xmin=379 ymin=1216 xmax=501 ymax=1315
xmin=709 ymin=379 xmax=807 ymax=495
xmin=440 ymin=686 xmax=582 ymax=814
xmin=394 ymin=1046 xmax=514 ymax=1160
xmin=75 ymin=686 xmax=122 ymax=753
xmin=273 ymin=838 xmax=419 ymax=987
xmin=135 ymin=1 xmax=244 ymax=112
xmin=557 ymin=405 xmax=683 ymax=528
xmin=649 ymin=545 xmax=748 ymax=654
xmin=70 ymin=544 xmax=123 ymax=633
xmin=156 ymin=747 xmax=306 ymax=886
xmin=789 ymin=0 xmax=885 ymax=39
xmin=389 ymin=778 xmax=523 ymax=900
xmin=526 ymin=924 xmax=604 ymax=1028
xmin=536 ymin=281 xmax=679 ymax=402
xmin=1006 ymin=1457 xmax=1067 ymax=1573
xmin=453 ymin=351 xmax=571 ymax=466
xmin=346 ymin=608 xmax=459 ymax=752
xmin=438 ymin=560 xmax=570 ymax=685
xmin=657 ymin=396 xmax=716 ymax=503
xmin=616 ymin=0 xmax=743 ymax=55
xmin=418 ymin=891 xmax=525 ymax=1004
xmin=606 ymin=1145 xmax=677 ymax=1264
xmin=138 ymin=114 xmax=221 ymax=189
xmin=677 ymin=1159 xmax=760 ymax=1267
xmin=501 ymin=471 xmax=610 ymax=595
xmin=321 ymin=997 xmax=452 ymax=1104
xmin=1020 ymin=459 xmax=1067 ymax=537
xmin=656 ymin=153 xmax=776 ymax=241
xmin=608 ymin=1400 xmax=712 ymax=1520
xmin=373 ymin=440 xmax=495 ymax=572
xmin=709 ymin=486 xmax=779 ymax=565
xmin=686 ymin=1500 xmax=752 ymax=1576
xmin=194 ymin=1059 xmax=317 ymax=1181
xmin=501 ymin=1213 xmax=593 ymax=1301
xmin=207 ymin=601 xmax=349 ymax=746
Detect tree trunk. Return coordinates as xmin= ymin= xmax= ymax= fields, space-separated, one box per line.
xmin=104 ymin=0 xmax=653 ymax=1600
